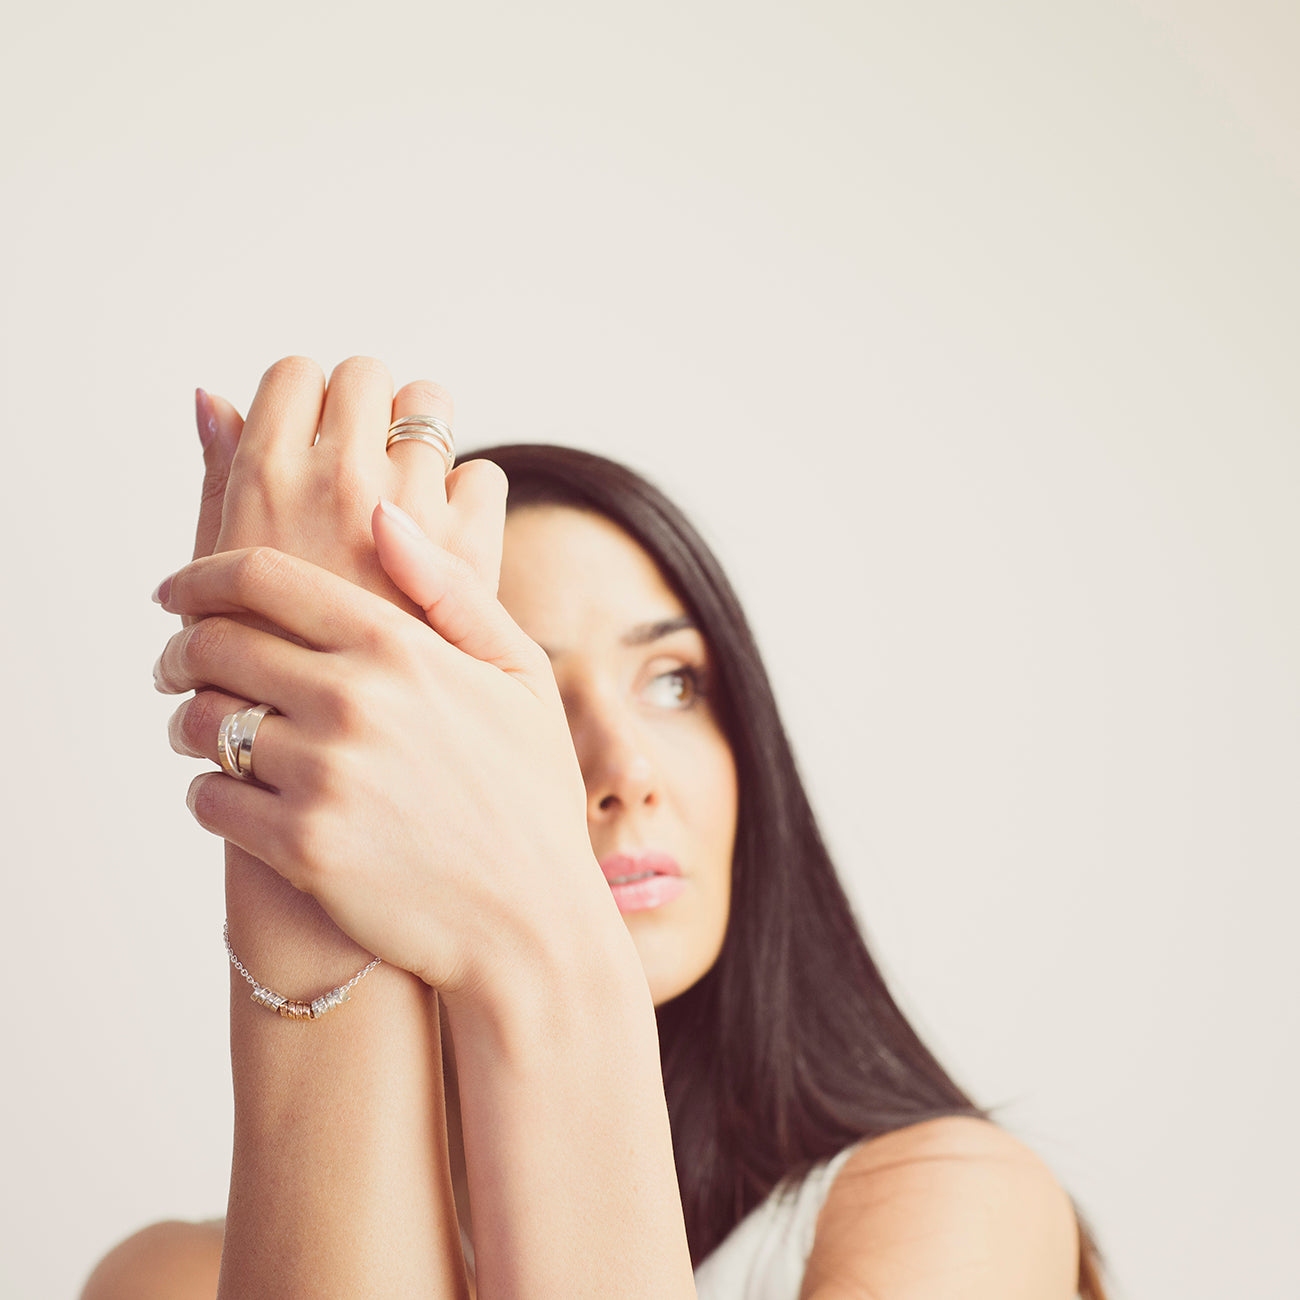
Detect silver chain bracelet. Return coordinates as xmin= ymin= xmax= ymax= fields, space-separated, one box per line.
xmin=223 ymin=920 xmax=382 ymax=1021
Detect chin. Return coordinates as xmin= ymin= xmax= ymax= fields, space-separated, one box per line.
xmin=621 ymin=907 xmax=726 ymax=1008
xmin=638 ymin=948 xmax=720 ymax=1008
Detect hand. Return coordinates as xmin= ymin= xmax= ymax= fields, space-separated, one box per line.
xmin=154 ymin=519 xmax=612 ymax=997
xmin=188 ymin=356 xmax=507 ymax=605
xmin=164 ymin=357 xmax=517 ymax=982
xmin=178 ymin=388 xmax=243 ymax=628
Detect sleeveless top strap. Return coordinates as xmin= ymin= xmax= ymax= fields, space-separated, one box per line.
xmin=694 ymin=1143 xmax=864 ymax=1300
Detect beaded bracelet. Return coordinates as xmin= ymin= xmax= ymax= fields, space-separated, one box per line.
xmin=223 ymin=920 xmax=382 ymax=1020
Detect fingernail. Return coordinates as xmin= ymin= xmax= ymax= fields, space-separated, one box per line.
xmin=152 ymin=573 xmax=174 ymax=605
xmin=378 ymin=497 xmax=426 ymax=538
xmin=195 ymin=388 xmax=218 ymax=451
xmin=151 ymin=654 xmax=165 ymax=689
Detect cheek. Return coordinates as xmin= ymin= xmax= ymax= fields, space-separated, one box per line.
xmin=682 ymin=739 xmax=738 ymax=862
xmin=717 ymin=761 xmax=739 ymax=855
xmin=700 ymin=748 xmax=737 ymax=959
xmin=711 ymin=754 xmax=739 ymax=928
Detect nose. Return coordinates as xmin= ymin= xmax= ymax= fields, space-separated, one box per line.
xmin=572 ymin=707 xmax=660 ymax=823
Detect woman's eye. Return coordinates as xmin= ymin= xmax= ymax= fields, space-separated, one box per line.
xmin=644 ymin=667 xmax=707 ymax=709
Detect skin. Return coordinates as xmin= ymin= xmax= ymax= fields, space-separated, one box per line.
xmin=495 ymin=505 xmax=738 ymax=1008
xmin=90 ymin=359 xmax=696 ymax=1300
xmin=83 ymin=361 xmax=1081 ymax=1300
xmin=441 ymin=504 xmax=739 ymax=1270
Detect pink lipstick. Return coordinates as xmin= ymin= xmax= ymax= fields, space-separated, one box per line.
xmin=599 ymin=851 xmax=685 ymax=914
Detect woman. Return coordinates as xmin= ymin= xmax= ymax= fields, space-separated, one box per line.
xmin=86 ymin=357 xmax=1107 ymax=1298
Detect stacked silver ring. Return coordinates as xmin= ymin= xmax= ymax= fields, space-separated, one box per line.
xmin=217 ymin=703 xmax=278 ymax=782
xmin=386 ymin=414 xmax=455 ymax=474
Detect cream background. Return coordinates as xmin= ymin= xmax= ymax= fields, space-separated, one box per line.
xmin=2 ymin=2 xmax=1296 ymax=1297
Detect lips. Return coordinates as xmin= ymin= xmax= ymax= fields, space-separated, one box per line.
xmin=598 ymin=851 xmax=685 ymax=914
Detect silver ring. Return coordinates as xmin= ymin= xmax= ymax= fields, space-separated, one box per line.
xmin=217 ymin=703 xmax=277 ymax=782
xmin=386 ymin=414 xmax=455 ymax=474
xmin=217 ymin=711 xmax=241 ymax=778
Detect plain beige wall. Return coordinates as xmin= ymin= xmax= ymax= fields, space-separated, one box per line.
xmin=2 ymin=2 xmax=1296 ymax=1296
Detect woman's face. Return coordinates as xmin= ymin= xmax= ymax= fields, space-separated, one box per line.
xmin=497 ymin=505 xmax=738 ymax=1006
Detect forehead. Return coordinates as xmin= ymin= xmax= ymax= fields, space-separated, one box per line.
xmin=498 ymin=505 xmax=688 ymax=653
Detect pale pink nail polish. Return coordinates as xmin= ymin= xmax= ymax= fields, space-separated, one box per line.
xmin=378 ymin=497 xmax=426 ymax=538
xmin=195 ymin=388 xmax=219 ymax=451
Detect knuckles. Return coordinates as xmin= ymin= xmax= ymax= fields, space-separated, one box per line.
xmin=230 ymin=545 xmax=291 ymax=600
xmin=185 ymin=772 xmax=225 ymax=833
xmin=332 ymin=354 xmax=394 ymax=389
xmin=380 ymin=617 xmax=432 ymax=674
xmin=354 ymin=612 xmax=414 ymax=668
xmin=277 ymin=801 xmax=344 ymax=891
xmin=314 ymin=665 xmax=374 ymax=736
xmin=169 ymin=692 xmax=226 ymax=757
xmin=261 ymin=355 xmax=325 ymax=391
xmin=308 ymin=461 xmax=376 ymax=518
xmin=394 ymin=377 xmax=455 ymax=423
xmin=179 ymin=616 xmax=237 ymax=673
xmin=456 ymin=456 xmax=508 ymax=500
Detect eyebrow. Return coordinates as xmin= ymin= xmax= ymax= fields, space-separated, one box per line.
xmin=622 ymin=615 xmax=697 ymax=647
xmin=539 ymin=615 xmax=698 ymax=659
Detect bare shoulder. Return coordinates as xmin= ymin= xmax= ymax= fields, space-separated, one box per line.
xmin=81 ymin=1218 xmax=224 ymax=1300
xmin=800 ymin=1117 xmax=1079 ymax=1300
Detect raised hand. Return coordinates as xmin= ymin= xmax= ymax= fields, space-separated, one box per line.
xmin=195 ymin=356 xmax=506 ymax=604
xmin=155 ymin=357 xmax=616 ymax=999
xmin=191 ymin=389 xmax=238 ymax=561
xmin=150 ymin=361 xmax=696 ymax=1299
xmin=153 ymin=528 xmax=608 ymax=996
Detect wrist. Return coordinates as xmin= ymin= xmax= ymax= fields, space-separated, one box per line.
xmin=442 ymin=878 xmax=649 ymax=1056
xmin=437 ymin=873 xmax=689 ymax=1299
xmin=224 ymin=842 xmax=387 ymax=995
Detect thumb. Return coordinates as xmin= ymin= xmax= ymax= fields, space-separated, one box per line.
xmin=184 ymin=389 xmax=245 ymax=627
xmin=192 ymin=388 xmax=244 ymax=562
xmin=373 ymin=498 xmax=544 ymax=683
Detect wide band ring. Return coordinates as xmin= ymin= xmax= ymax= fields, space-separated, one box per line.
xmin=217 ymin=703 xmax=278 ymax=782
xmin=386 ymin=414 xmax=455 ymax=474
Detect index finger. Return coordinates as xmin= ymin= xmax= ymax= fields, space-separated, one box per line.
xmin=156 ymin=546 xmax=423 ymax=652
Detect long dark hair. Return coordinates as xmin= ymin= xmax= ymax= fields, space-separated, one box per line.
xmin=461 ymin=443 xmax=1109 ymax=1299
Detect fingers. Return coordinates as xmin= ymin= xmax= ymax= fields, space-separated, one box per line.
xmin=156 ymin=547 xmax=406 ymax=652
xmin=169 ymin=687 xmax=246 ymax=758
xmin=153 ymin=610 xmax=335 ymax=706
xmin=385 ymin=379 xmax=457 ymax=511
xmin=392 ymin=378 xmax=454 ymax=430
xmin=372 ymin=499 xmax=553 ymax=691
xmin=169 ymin=689 xmax=295 ymax=792
xmin=186 ymin=771 xmax=294 ymax=880
xmin=236 ymin=356 xmax=326 ymax=460
xmin=383 ymin=375 xmax=504 ymax=590
xmin=443 ymin=457 xmax=508 ymax=592
xmin=316 ymin=355 xmax=394 ymax=463
xmin=191 ymin=388 xmax=245 ymax=564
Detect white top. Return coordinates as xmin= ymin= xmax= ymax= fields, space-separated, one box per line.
xmin=693 ymin=1140 xmax=1084 ymax=1300
xmin=693 ymin=1143 xmax=863 ymax=1300
xmin=458 ymin=1147 xmax=860 ymax=1298
xmin=462 ymin=1140 xmax=1083 ymax=1299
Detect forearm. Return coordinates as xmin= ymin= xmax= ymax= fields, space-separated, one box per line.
xmin=445 ymin=895 xmax=696 ymax=1300
xmin=219 ymin=844 xmax=467 ymax=1300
